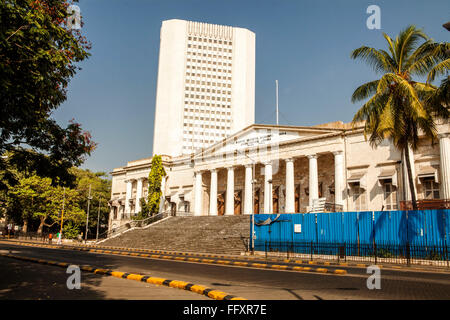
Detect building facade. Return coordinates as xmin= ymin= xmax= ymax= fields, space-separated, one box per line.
xmin=109 ymin=120 xmax=450 ymax=231
xmin=152 ymin=19 xmax=255 ymax=157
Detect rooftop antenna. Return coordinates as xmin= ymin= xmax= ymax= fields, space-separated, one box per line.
xmin=276 ymin=80 xmax=279 ymax=125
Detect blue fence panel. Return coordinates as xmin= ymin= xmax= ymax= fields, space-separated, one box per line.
xmin=317 ymin=212 xmax=343 ymax=243
xmin=358 ymin=211 xmax=374 ymax=244
xmin=291 ymin=214 xmax=307 ymax=243
xmin=253 ymin=214 xmax=293 ymax=252
xmin=374 ymin=211 xmax=407 ymax=245
xmin=407 ymin=210 xmax=427 ymax=246
xmin=253 ymin=214 xmax=271 ymax=251
xmin=342 ymin=212 xmax=359 ymax=243
xmin=423 ymin=209 xmax=447 ymax=247
xmin=252 ymin=210 xmax=450 ymax=254
xmin=446 ymin=210 xmax=450 ymax=243
xmin=301 ymin=213 xmax=317 ymax=243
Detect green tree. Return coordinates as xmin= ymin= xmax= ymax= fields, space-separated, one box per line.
xmin=351 ymin=25 xmax=449 ymax=209
xmin=9 ymin=174 xmax=85 ymax=234
xmin=0 ymin=0 xmax=95 ymax=191
xmin=71 ymin=167 xmax=111 ymax=237
xmin=146 ymin=155 xmax=166 ymax=217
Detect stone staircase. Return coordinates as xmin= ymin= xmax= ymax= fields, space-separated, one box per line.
xmin=101 ymin=216 xmax=251 ymax=255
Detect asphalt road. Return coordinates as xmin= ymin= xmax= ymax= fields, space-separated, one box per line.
xmin=1 ymin=242 xmax=450 ymax=300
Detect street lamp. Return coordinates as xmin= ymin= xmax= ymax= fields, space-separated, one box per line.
xmin=244 ymin=153 xmax=258 ymax=254
xmin=85 ymin=184 xmax=92 ymax=243
xmin=96 ymin=198 xmax=101 ymax=241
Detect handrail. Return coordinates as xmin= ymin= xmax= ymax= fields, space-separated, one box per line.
xmin=98 ymin=211 xmax=170 ymax=241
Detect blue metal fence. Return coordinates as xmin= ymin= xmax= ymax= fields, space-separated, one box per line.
xmin=251 ymin=209 xmax=450 ymax=251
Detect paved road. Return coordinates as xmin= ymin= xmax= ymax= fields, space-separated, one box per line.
xmin=1 ymin=242 xmax=450 ymax=300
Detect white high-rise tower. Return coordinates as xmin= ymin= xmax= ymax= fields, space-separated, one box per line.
xmin=152 ymin=19 xmax=255 ymax=157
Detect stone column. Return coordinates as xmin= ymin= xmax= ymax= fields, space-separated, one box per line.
xmin=159 ymin=175 xmax=166 ymax=213
xmin=125 ymin=179 xmax=133 ymax=216
xmin=264 ymin=161 xmax=273 ymax=214
xmin=285 ymin=158 xmax=295 ymax=213
xmin=333 ymin=151 xmax=345 ymax=210
xmin=209 ymin=169 xmax=218 ymax=216
xmin=161 ymin=175 xmax=166 ymax=197
xmin=308 ymin=154 xmax=319 ymax=207
xmin=194 ymin=171 xmax=203 ymax=216
xmin=244 ymin=164 xmax=253 ymax=215
xmin=439 ymin=133 xmax=450 ymax=199
xmin=225 ymin=166 xmax=234 ymax=215
xmin=135 ymin=178 xmax=143 ymax=214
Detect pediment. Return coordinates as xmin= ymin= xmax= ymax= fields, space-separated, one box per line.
xmin=194 ymin=124 xmax=340 ymax=159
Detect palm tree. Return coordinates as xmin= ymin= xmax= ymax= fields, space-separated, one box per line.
xmin=351 ymin=25 xmax=449 ymax=210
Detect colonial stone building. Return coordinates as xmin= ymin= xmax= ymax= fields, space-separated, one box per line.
xmin=108 ymin=120 xmax=450 ymax=231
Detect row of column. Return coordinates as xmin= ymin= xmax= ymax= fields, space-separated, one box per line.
xmin=194 ymin=151 xmax=346 ymax=216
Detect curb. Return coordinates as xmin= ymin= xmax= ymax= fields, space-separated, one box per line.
xmin=1 ymin=241 xmax=348 ymax=275
xmin=0 ymin=252 xmax=246 ymax=300
xmin=4 ymin=238 xmax=449 ymax=273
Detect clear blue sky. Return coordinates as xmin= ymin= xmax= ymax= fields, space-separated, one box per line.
xmin=53 ymin=0 xmax=450 ymax=174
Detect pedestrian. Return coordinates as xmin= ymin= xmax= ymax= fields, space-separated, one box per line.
xmin=48 ymin=233 xmax=52 ymax=244
xmin=57 ymin=231 xmax=62 ymax=245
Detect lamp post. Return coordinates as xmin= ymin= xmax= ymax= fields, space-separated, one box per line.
xmin=59 ymin=187 xmax=65 ymax=245
xmin=244 ymin=153 xmax=258 ymax=254
xmin=85 ymin=184 xmax=92 ymax=243
xmin=96 ymin=198 xmax=101 ymax=242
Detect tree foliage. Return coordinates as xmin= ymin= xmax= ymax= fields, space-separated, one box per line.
xmin=70 ymin=167 xmax=111 ymax=237
xmin=0 ymin=0 xmax=95 ymax=191
xmin=3 ymin=164 xmax=111 ymax=236
xmin=139 ymin=155 xmax=166 ymax=218
xmin=8 ymin=174 xmax=84 ymax=234
xmin=351 ymin=25 xmax=449 ymax=209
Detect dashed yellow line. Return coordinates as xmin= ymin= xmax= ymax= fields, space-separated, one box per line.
xmin=0 ymin=252 xmax=246 ymax=300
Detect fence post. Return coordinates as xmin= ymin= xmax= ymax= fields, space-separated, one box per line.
xmin=374 ymin=241 xmax=377 ymax=265
xmin=344 ymin=242 xmax=347 ymax=262
xmin=445 ymin=244 xmax=449 ymax=269
xmin=406 ymin=242 xmax=411 ymax=266
xmin=265 ymin=240 xmax=267 ymax=259
xmin=310 ymin=241 xmax=313 ymax=261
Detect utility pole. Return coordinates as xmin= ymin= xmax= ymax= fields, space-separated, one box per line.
xmin=85 ymin=184 xmax=92 ymax=243
xmin=59 ymin=187 xmax=65 ymax=245
xmin=96 ymin=197 xmax=101 ymax=241
xmin=59 ymin=187 xmax=66 ymax=234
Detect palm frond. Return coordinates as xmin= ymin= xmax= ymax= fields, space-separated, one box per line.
xmin=351 ymin=80 xmax=380 ymax=103
xmin=351 ymin=46 xmax=395 ymax=73
xmin=383 ymin=33 xmax=397 ymax=63
xmin=427 ymin=58 xmax=450 ymax=83
xmin=395 ymin=25 xmax=428 ymax=71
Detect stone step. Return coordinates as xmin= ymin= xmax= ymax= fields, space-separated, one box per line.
xmin=102 ymin=216 xmax=251 ymax=254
